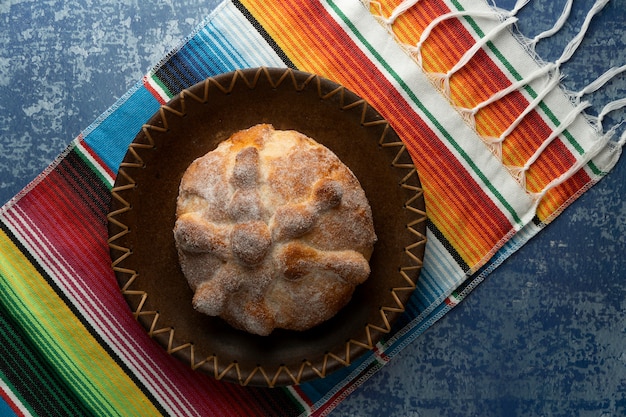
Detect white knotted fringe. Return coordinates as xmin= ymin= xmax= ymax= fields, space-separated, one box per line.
xmin=483 ymin=73 xmax=563 ymax=160
xmin=510 ymin=100 xmax=592 ymax=190
xmin=433 ymin=16 xmax=519 ymax=96
xmin=365 ymin=0 xmax=623 ymax=204
xmin=462 ymin=0 xmax=602 ymax=127
xmin=509 ymin=0 xmax=531 ymax=15
xmin=556 ymin=0 xmax=610 ymax=65
xmin=530 ymin=127 xmax=614 ymax=208
xmin=528 ymin=0 xmax=573 ymax=48
xmin=597 ymin=98 xmax=626 ymax=132
xmin=574 ymin=64 xmax=626 ymax=132
xmin=365 ymin=0 xmax=424 ymax=27
xmin=407 ymin=9 xmax=504 ymax=69
xmin=575 ymin=64 xmax=626 ymax=99
xmin=479 ymin=11 xmax=620 ymax=168
xmin=488 ymin=0 xmax=617 ymax=198
xmin=463 ymin=62 xmax=557 ymax=125
xmin=384 ymin=0 xmax=421 ymax=25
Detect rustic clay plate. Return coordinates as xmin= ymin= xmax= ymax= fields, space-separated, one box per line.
xmin=107 ymin=67 xmax=426 ymax=387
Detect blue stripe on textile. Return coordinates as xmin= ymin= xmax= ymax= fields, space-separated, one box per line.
xmin=80 ymin=2 xmax=286 ymax=175
xmin=401 ymin=226 xmax=468 ymax=317
xmin=153 ymin=2 xmax=286 ymax=97
xmin=396 ymin=223 xmax=469 ymax=322
xmin=0 ymin=397 xmax=18 ymax=417
xmin=424 ymin=235 xmax=464 ymax=287
xmin=184 ymin=34 xmax=235 ymax=75
xmin=197 ymin=21 xmax=248 ymax=69
xmin=83 ymin=85 xmax=161 ymax=173
xmin=155 ymin=59 xmax=197 ymax=96
xmin=299 ymin=350 xmax=374 ymax=404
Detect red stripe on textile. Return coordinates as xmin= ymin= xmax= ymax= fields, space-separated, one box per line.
xmin=409 ymin=131 xmax=512 ymax=254
xmin=78 ymin=136 xmax=115 ymax=180
xmin=450 ymin=49 xmax=514 ymax=108
xmin=7 ymin=181 xmax=205 ymax=415
xmin=427 ymin=9 xmax=591 ymax=198
xmin=332 ymin=22 xmax=513 ymax=254
xmin=0 ymin=389 xmax=26 ymax=417
xmin=9 ymin=156 xmax=288 ymax=416
xmin=537 ymin=166 xmax=591 ymax=221
xmin=526 ymin=142 xmax=579 ymax=192
xmin=292 ymin=385 xmax=315 ymax=409
xmin=341 ymin=8 xmax=517 ymax=255
xmin=477 ymin=93 xmax=532 ymax=142
xmin=143 ymin=75 xmax=168 ymax=104
xmin=402 ymin=0 xmax=471 ymax=73
xmin=413 ymin=6 xmax=581 ymax=193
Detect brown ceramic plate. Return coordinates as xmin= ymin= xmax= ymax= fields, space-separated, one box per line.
xmin=107 ymin=67 xmax=426 ymax=387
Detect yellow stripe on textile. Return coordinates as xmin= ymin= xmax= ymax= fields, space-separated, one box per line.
xmin=0 ymin=229 xmax=161 ymax=417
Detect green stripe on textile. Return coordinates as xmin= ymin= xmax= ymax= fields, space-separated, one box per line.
xmin=74 ymin=146 xmax=113 ymax=190
xmin=0 ymin=373 xmax=34 ymax=417
xmin=1 ymin=275 xmax=112 ymax=416
xmin=0 ymin=302 xmax=94 ymax=417
xmin=327 ymin=0 xmax=523 ymax=226
xmin=281 ymin=387 xmax=308 ymax=415
xmin=1 ymin=279 xmax=124 ymax=417
xmin=0 ymin=230 xmax=161 ymax=417
xmin=151 ymin=73 xmax=174 ymax=99
xmin=449 ymin=0 xmax=601 ymax=175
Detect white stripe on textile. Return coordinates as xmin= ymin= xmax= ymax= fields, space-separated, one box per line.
xmin=75 ymin=139 xmax=115 ymax=188
xmin=147 ymin=1 xmax=286 ymax=102
xmin=368 ymin=0 xmax=622 ymax=210
xmin=420 ymin=228 xmax=467 ymax=292
xmin=211 ymin=2 xmax=286 ymax=68
xmin=0 ymin=379 xmax=32 ymax=417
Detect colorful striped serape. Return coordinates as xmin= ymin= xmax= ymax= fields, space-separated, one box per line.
xmin=1 ymin=0 xmax=623 ymax=415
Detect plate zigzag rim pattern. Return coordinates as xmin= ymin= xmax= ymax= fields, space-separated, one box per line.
xmin=107 ymin=67 xmax=427 ymax=387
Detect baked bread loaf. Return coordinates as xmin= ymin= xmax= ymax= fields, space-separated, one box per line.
xmin=173 ymin=124 xmax=377 ymax=335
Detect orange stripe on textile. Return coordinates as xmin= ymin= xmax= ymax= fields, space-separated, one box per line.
xmin=536 ymin=168 xmax=591 ymax=221
xmin=367 ymin=0 xmax=592 ymax=221
xmin=241 ymin=0 xmax=514 ymax=267
xmin=449 ymin=49 xmax=514 ymax=108
xmin=476 ymin=93 xmax=530 ymax=140
xmin=394 ymin=1 xmax=470 ymax=74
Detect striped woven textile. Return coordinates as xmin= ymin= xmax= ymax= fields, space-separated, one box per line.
xmin=1 ymin=0 xmax=623 ymax=415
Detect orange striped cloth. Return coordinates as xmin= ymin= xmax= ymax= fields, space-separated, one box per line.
xmin=1 ymin=0 xmax=623 ymax=416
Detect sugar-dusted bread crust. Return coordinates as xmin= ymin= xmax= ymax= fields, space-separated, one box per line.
xmin=174 ymin=124 xmax=377 ymax=335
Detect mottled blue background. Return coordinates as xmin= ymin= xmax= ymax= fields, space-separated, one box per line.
xmin=1 ymin=1 xmax=625 ymax=416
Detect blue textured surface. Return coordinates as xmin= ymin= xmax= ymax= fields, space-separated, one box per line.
xmin=1 ymin=1 xmax=625 ymax=416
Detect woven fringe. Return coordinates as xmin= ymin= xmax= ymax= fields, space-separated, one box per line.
xmin=364 ymin=0 xmax=625 ymax=211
